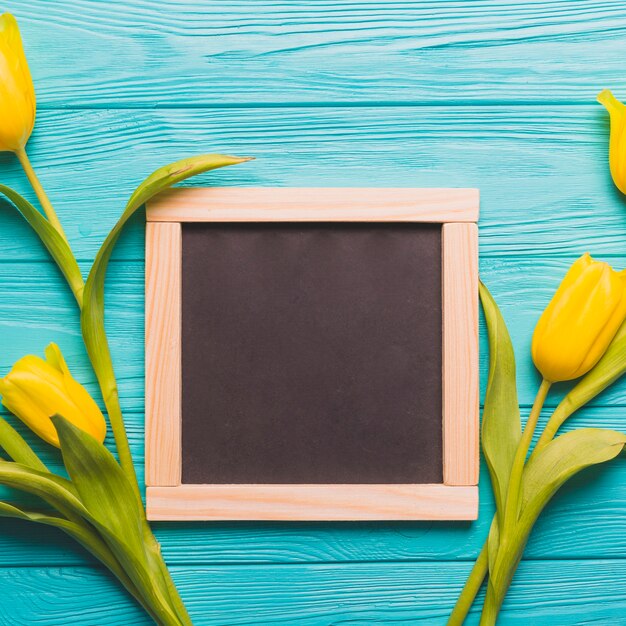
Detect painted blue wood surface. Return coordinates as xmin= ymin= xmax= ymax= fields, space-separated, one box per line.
xmin=1 ymin=1 xmax=626 ymax=624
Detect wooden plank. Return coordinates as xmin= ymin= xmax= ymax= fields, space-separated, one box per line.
xmin=0 ymin=429 xmax=625 ymax=565
xmin=11 ymin=2 xmax=626 ymax=106
xmin=147 ymin=485 xmax=478 ymax=521
xmin=0 ymin=106 xmax=624 ymax=261
xmin=5 ymin=256 xmax=626 ymax=411
xmin=145 ymin=223 xmax=182 ymax=486
xmin=1 ymin=260 xmax=626 ymax=562
xmin=5 ymin=256 xmax=626 ymax=414
xmin=2 ymin=560 xmax=626 ymax=625
xmin=3 ymin=424 xmax=626 ymax=563
xmin=443 ymin=223 xmax=479 ymax=486
xmin=146 ymin=187 xmax=479 ymax=223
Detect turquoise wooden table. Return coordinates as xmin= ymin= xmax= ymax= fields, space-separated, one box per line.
xmin=1 ymin=1 xmax=626 ymax=624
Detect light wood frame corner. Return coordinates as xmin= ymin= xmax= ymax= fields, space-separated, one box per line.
xmin=145 ymin=188 xmax=479 ymax=521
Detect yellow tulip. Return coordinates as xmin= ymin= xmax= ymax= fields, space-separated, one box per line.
xmin=0 ymin=343 xmax=106 ymax=447
xmin=0 ymin=13 xmax=36 ymax=152
xmin=532 ymin=253 xmax=626 ymax=382
xmin=598 ymin=89 xmax=626 ymax=194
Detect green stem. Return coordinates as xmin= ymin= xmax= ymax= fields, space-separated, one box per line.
xmin=447 ymin=543 xmax=488 ymax=625
xmin=101 ymin=384 xmax=141 ymax=505
xmin=14 ymin=151 xmax=140 ymax=501
xmin=501 ymin=379 xmax=551 ymax=530
xmin=532 ymin=401 xmax=570 ymax=458
xmin=11 ymin=154 xmax=192 ymax=623
xmin=144 ymin=527 xmax=194 ymax=626
xmin=479 ymin=380 xmax=550 ymax=625
xmin=15 ymin=148 xmax=69 ymax=245
xmin=479 ymin=545 xmax=526 ymax=625
xmin=479 ymin=581 xmax=500 ymax=626
xmin=60 ymin=524 xmax=161 ymax=624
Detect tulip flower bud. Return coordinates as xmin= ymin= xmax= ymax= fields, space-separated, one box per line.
xmin=0 ymin=13 xmax=36 ymax=153
xmin=532 ymin=254 xmax=626 ymax=382
xmin=598 ymin=89 xmax=626 ymax=195
xmin=0 ymin=343 xmax=106 ymax=447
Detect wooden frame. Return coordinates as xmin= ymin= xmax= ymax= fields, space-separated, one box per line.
xmin=145 ymin=188 xmax=479 ymax=521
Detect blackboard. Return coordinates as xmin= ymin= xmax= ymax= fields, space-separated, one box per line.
xmin=144 ymin=187 xmax=479 ymax=521
xmin=181 ymin=222 xmax=443 ymax=485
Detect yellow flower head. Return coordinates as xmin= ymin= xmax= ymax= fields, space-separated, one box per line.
xmin=598 ymin=89 xmax=626 ymax=195
xmin=0 ymin=13 xmax=36 ymax=152
xmin=0 ymin=343 xmax=106 ymax=447
xmin=532 ymin=254 xmax=626 ymax=382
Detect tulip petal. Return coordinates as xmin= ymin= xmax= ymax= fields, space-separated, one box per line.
xmin=0 ymin=378 xmax=60 ymax=446
xmin=0 ymin=346 xmax=106 ymax=447
xmin=598 ymin=89 xmax=626 ymax=195
xmin=0 ymin=13 xmax=36 ymax=152
xmin=44 ymin=343 xmax=70 ymax=376
xmin=532 ymin=254 xmax=626 ymax=382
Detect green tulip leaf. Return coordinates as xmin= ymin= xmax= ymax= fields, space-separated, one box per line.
xmin=0 ymin=499 xmax=151 ymax=611
xmin=0 ymin=185 xmax=84 ymax=304
xmin=51 ymin=414 xmax=145 ymax=552
xmin=51 ymin=415 xmax=181 ymax=623
xmin=0 ymin=460 xmax=86 ymax=517
xmin=489 ymin=428 xmax=626 ymax=603
xmin=0 ymin=499 xmax=159 ymax=621
xmin=0 ymin=499 xmax=120 ymax=569
xmin=0 ymin=415 xmax=47 ymax=472
xmin=79 ymin=154 xmax=251 ymax=492
xmin=521 ymin=428 xmax=626 ymax=524
xmin=1 ymin=158 xmax=249 ymax=626
xmin=0 ymin=449 xmax=86 ymax=527
xmin=0 ymin=500 xmax=119 ymax=572
xmin=82 ymin=153 xmax=251 ymax=398
xmin=479 ymin=281 xmax=522 ymax=528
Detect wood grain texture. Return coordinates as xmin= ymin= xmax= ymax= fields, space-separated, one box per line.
xmin=147 ymin=187 xmax=479 ymax=222
xmin=1 ymin=255 xmax=621 ymax=414
xmin=7 ymin=1 xmax=626 ymax=107
xmin=0 ymin=265 xmax=624 ymax=614
xmin=443 ymin=223 xmax=479 ymax=486
xmin=0 ymin=106 xmax=625 ymax=261
xmin=0 ymin=1 xmax=625 ymax=622
xmin=145 ymin=223 xmax=182 ymax=486
xmin=2 ymin=559 xmax=626 ymax=625
xmin=147 ymin=484 xmax=478 ymax=521
xmin=0 ymin=440 xmax=625 ymax=566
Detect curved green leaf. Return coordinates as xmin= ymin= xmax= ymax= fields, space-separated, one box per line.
xmin=81 ymin=153 xmax=250 ymax=396
xmin=521 ymin=428 xmax=626 ymax=519
xmin=489 ymin=428 xmax=626 ymax=609
xmin=52 ymin=415 xmax=184 ymax=625
xmin=79 ymin=154 xmax=251 ymax=494
xmin=0 ymin=185 xmax=84 ymax=303
xmin=52 ymin=415 xmax=144 ymax=554
xmin=0 ymin=460 xmax=86 ymax=517
xmin=0 ymin=503 xmax=127 ymax=582
xmin=479 ymin=282 xmax=522 ymax=528
xmin=0 ymin=415 xmax=47 ymax=472
xmin=0 ymin=501 xmax=160 ymax=622
xmin=0 ymin=450 xmax=181 ymax=625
